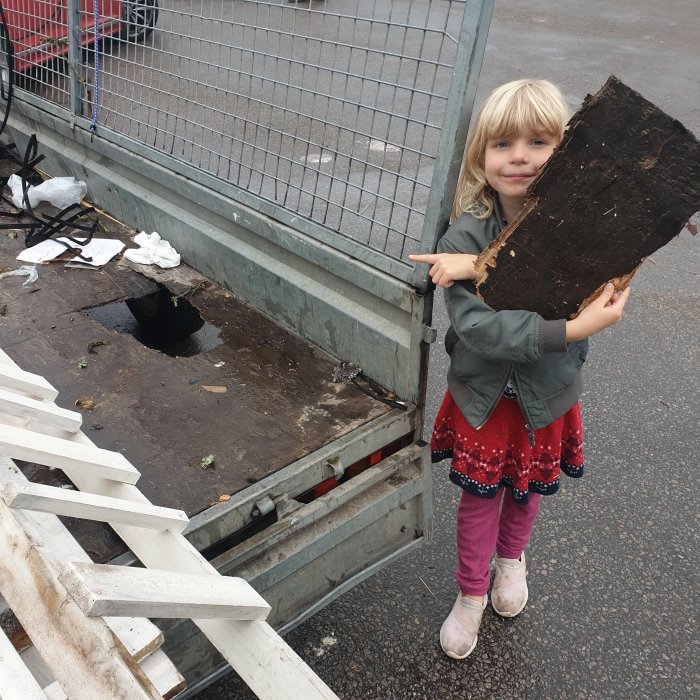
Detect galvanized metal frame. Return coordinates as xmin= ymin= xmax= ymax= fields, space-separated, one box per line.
xmin=413 ymin=0 xmax=494 ymax=290
xmin=103 ymin=409 xmax=415 ymax=562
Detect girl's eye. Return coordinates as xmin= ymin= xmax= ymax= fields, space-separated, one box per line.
xmin=493 ymin=141 xmax=510 ymax=149
xmin=532 ymin=138 xmax=549 ymax=146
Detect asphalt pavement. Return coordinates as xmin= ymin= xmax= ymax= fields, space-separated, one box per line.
xmin=198 ymin=2 xmax=699 ymax=698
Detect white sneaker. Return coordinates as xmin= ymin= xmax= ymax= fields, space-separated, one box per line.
xmin=439 ymin=593 xmax=487 ymax=659
xmin=491 ymin=554 xmax=528 ymax=617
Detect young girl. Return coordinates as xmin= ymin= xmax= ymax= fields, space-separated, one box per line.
xmin=409 ymin=79 xmax=630 ymax=660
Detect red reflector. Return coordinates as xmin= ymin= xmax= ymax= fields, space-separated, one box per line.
xmin=369 ymin=450 xmax=382 ymax=465
xmin=310 ymin=478 xmax=338 ymax=499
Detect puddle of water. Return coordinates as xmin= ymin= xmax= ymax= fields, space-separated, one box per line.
xmin=85 ymin=295 xmax=223 ymax=358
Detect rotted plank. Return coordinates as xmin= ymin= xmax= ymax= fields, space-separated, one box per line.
xmin=475 ymin=75 xmax=700 ymax=319
xmin=0 ymin=221 xmax=389 ymax=532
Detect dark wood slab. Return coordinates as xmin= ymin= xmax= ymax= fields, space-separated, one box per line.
xmin=475 ymin=75 xmax=700 ymax=319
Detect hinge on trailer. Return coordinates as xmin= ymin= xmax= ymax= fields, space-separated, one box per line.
xmin=251 ymin=493 xmax=302 ymax=520
xmin=250 ymin=495 xmax=275 ymax=519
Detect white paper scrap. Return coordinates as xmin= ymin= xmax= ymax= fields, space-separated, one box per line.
xmin=16 ymin=239 xmax=67 ymax=263
xmin=17 ymin=237 xmax=125 ymax=267
xmin=64 ymin=239 xmax=125 ymax=267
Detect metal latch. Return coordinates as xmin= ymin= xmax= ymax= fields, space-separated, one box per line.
xmin=324 ymin=456 xmax=345 ymax=479
xmin=422 ymin=326 xmax=437 ymax=344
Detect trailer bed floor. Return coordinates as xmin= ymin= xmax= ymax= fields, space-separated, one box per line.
xmin=0 ymin=211 xmax=389 ymax=562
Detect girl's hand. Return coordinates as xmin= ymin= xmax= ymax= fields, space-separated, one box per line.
xmin=408 ymin=253 xmax=478 ymax=287
xmin=566 ymin=283 xmax=631 ymax=341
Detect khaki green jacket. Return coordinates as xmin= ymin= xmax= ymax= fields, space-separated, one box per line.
xmin=437 ymin=204 xmax=589 ymax=432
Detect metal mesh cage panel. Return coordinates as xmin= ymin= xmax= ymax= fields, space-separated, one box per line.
xmin=4 ymin=0 xmax=467 ymax=261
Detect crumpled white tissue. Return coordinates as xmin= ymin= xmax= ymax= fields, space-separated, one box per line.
xmin=123 ymin=231 xmax=180 ymax=268
xmin=8 ymin=174 xmax=87 ymax=210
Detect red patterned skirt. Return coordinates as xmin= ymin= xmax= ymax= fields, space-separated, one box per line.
xmin=431 ymin=390 xmax=584 ymax=504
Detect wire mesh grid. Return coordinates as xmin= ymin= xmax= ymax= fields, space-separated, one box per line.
xmin=0 ymin=0 xmax=72 ymax=105
xmin=7 ymin=0 xmax=467 ymax=261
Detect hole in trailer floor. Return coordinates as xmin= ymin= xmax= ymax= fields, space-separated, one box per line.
xmin=85 ymin=286 xmax=223 ymax=358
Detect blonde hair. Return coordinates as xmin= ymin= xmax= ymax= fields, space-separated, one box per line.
xmin=451 ymin=79 xmax=570 ymax=221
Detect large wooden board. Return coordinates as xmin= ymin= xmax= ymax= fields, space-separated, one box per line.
xmin=475 ymin=75 xmax=700 ymax=319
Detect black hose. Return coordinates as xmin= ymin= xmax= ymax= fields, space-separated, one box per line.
xmin=0 ymin=1 xmax=14 ymax=138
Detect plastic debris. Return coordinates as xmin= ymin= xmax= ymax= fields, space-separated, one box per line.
xmin=123 ymin=231 xmax=180 ymax=268
xmin=8 ymin=174 xmax=87 ymax=210
xmin=0 ymin=264 xmax=38 ymax=286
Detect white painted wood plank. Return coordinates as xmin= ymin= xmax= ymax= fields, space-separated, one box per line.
xmin=0 ymin=351 xmax=338 ymax=700
xmin=41 ymin=683 xmax=67 ymax=700
xmin=60 ymin=562 xmax=271 ymax=620
xmin=20 ymin=610 xmax=168 ymax=691
xmin=139 ymin=649 xmax=187 ymax=700
xmin=18 ymin=644 xmax=55 ymax=689
xmin=0 ymin=463 xmax=164 ymax=663
xmin=104 ymin=617 xmax=164 ymax=663
xmin=0 ymin=626 xmax=47 ymax=700
xmin=0 ymin=503 xmax=161 ymax=699
xmin=35 ymin=628 xmax=179 ymax=700
xmin=0 ymin=387 xmax=82 ymax=433
xmin=31 ymin=630 xmax=180 ymax=700
xmin=2 ymin=482 xmax=189 ymax=532
xmin=0 ymin=364 xmax=58 ymax=402
xmin=10 ymin=468 xmax=338 ymax=698
xmin=0 ymin=424 xmax=140 ymax=485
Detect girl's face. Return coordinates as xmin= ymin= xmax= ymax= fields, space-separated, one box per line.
xmin=484 ymin=132 xmax=557 ymax=218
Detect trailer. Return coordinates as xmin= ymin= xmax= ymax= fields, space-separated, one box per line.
xmin=0 ymin=1 xmax=494 ymax=695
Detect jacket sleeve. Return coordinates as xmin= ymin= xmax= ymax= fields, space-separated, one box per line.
xmin=438 ymin=217 xmax=567 ymax=362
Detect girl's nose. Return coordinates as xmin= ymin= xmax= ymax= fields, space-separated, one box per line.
xmin=510 ymin=143 xmax=529 ymax=162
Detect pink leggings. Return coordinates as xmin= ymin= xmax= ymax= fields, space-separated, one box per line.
xmin=456 ymin=487 xmax=541 ymax=596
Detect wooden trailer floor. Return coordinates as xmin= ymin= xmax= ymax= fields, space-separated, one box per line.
xmin=0 ymin=211 xmax=389 ymax=563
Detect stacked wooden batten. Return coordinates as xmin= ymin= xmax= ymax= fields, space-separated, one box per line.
xmin=0 ymin=349 xmax=337 ymax=700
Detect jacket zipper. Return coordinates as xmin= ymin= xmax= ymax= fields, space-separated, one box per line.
xmin=524 ymin=422 xmax=536 ymax=447
xmin=512 ymin=366 xmax=536 ymax=446
xmin=475 ymin=364 xmax=513 ymax=430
